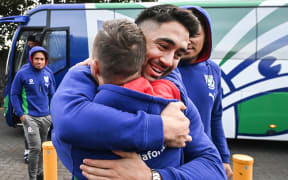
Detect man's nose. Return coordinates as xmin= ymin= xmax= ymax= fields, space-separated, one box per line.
xmin=160 ymin=53 xmax=174 ymax=67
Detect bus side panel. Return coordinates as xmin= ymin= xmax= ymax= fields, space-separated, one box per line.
xmin=237 ymin=6 xmax=288 ymax=140
xmin=208 ymin=5 xmax=288 ymax=140
xmin=238 ymin=92 xmax=288 ymax=136
xmin=207 ymin=7 xmax=257 ymax=139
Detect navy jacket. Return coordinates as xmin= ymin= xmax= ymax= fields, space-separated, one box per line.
xmin=58 ymin=82 xmax=185 ymax=179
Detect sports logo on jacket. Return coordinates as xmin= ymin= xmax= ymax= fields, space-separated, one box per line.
xmin=28 ymin=78 xmax=34 ymax=85
xmin=44 ymin=76 xmax=49 ymax=88
xmin=205 ymin=75 xmax=215 ymax=90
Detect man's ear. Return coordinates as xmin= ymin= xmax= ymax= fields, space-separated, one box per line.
xmin=91 ymin=59 xmax=99 ymax=75
xmin=90 ymin=59 xmax=100 ymax=83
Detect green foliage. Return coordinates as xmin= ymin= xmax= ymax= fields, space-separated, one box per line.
xmin=0 ymin=0 xmax=38 ymax=50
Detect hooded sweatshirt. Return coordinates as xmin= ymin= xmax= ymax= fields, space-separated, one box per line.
xmin=11 ymin=46 xmax=55 ymax=118
xmin=51 ymin=65 xmax=226 ymax=180
xmin=53 ymin=75 xmax=182 ymax=179
xmin=178 ymin=6 xmax=230 ymax=163
xmin=69 ymin=82 xmax=183 ymax=179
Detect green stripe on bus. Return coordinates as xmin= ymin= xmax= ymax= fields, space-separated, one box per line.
xmin=238 ymin=92 xmax=288 ymax=134
xmin=22 ymin=87 xmax=28 ymax=114
xmin=3 ymin=95 xmax=9 ymax=116
xmin=219 ymin=26 xmax=256 ymax=66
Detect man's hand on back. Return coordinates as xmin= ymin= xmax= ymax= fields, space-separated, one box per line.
xmin=161 ymin=102 xmax=192 ymax=148
xmin=69 ymin=58 xmax=92 ymax=71
xmin=81 ymin=151 xmax=152 ymax=180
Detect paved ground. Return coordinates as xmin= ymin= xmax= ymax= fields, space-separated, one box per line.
xmin=0 ymin=108 xmax=71 ymax=180
xmin=1 ymin=108 xmax=288 ymax=180
xmin=228 ymin=139 xmax=288 ymax=180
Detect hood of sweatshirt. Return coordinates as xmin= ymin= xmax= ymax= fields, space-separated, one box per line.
xmin=181 ymin=6 xmax=212 ymax=64
xmin=28 ymin=46 xmax=49 ymax=68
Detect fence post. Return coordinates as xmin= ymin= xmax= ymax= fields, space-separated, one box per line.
xmin=42 ymin=141 xmax=58 ymax=180
xmin=232 ymin=154 xmax=254 ymax=180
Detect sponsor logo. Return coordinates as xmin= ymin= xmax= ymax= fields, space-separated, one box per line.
xmin=209 ymin=92 xmax=215 ymax=102
xmin=27 ymin=126 xmax=33 ymax=133
xmin=138 ymin=146 xmax=166 ymax=161
xmin=44 ymin=76 xmax=49 ymax=88
xmin=28 ymin=79 xmax=34 ymax=85
xmin=205 ymin=75 xmax=215 ymax=90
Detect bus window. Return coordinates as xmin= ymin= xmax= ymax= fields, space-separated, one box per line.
xmin=27 ymin=11 xmax=47 ymax=26
xmin=257 ymin=7 xmax=288 ymax=61
xmin=42 ymin=29 xmax=68 ymax=73
xmin=207 ymin=7 xmax=257 ymax=62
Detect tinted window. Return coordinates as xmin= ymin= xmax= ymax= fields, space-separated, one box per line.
xmin=27 ymin=11 xmax=47 ymax=26
xmin=42 ymin=30 xmax=67 ymax=73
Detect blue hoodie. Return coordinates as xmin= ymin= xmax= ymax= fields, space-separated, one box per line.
xmin=51 ymin=65 xmax=226 ymax=180
xmin=178 ymin=6 xmax=230 ymax=163
xmin=11 ymin=46 xmax=55 ymax=118
xmin=65 ymin=83 xmax=185 ymax=179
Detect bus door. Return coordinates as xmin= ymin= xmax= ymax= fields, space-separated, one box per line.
xmin=3 ymin=27 xmax=45 ymax=126
xmin=1 ymin=15 xmax=30 ymax=126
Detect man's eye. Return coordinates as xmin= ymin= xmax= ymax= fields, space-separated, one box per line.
xmin=174 ymin=53 xmax=182 ymax=59
xmin=159 ymin=44 xmax=169 ymax=50
xmin=190 ymin=34 xmax=200 ymax=38
xmin=175 ymin=52 xmax=185 ymax=59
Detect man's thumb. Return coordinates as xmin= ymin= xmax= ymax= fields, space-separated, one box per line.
xmin=175 ymin=101 xmax=186 ymax=111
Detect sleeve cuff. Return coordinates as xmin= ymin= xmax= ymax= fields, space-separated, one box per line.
xmin=144 ymin=114 xmax=164 ymax=150
xmin=157 ymin=168 xmax=174 ymax=180
xmin=16 ymin=112 xmax=24 ymax=118
xmin=222 ymin=154 xmax=230 ymax=163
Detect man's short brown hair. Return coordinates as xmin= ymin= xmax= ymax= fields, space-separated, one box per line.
xmin=92 ymin=19 xmax=146 ymax=83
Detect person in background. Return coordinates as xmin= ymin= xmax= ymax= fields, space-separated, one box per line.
xmin=23 ymin=35 xmax=40 ymax=164
xmin=178 ymin=6 xmax=233 ymax=179
xmin=10 ymin=46 xmax=55 ymax=180
xmin=27 ymin=35 xmax=39 ymax=49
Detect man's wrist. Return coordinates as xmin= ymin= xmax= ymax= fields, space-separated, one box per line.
xmin=152 ymin=169 xmax=162 ymax=180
